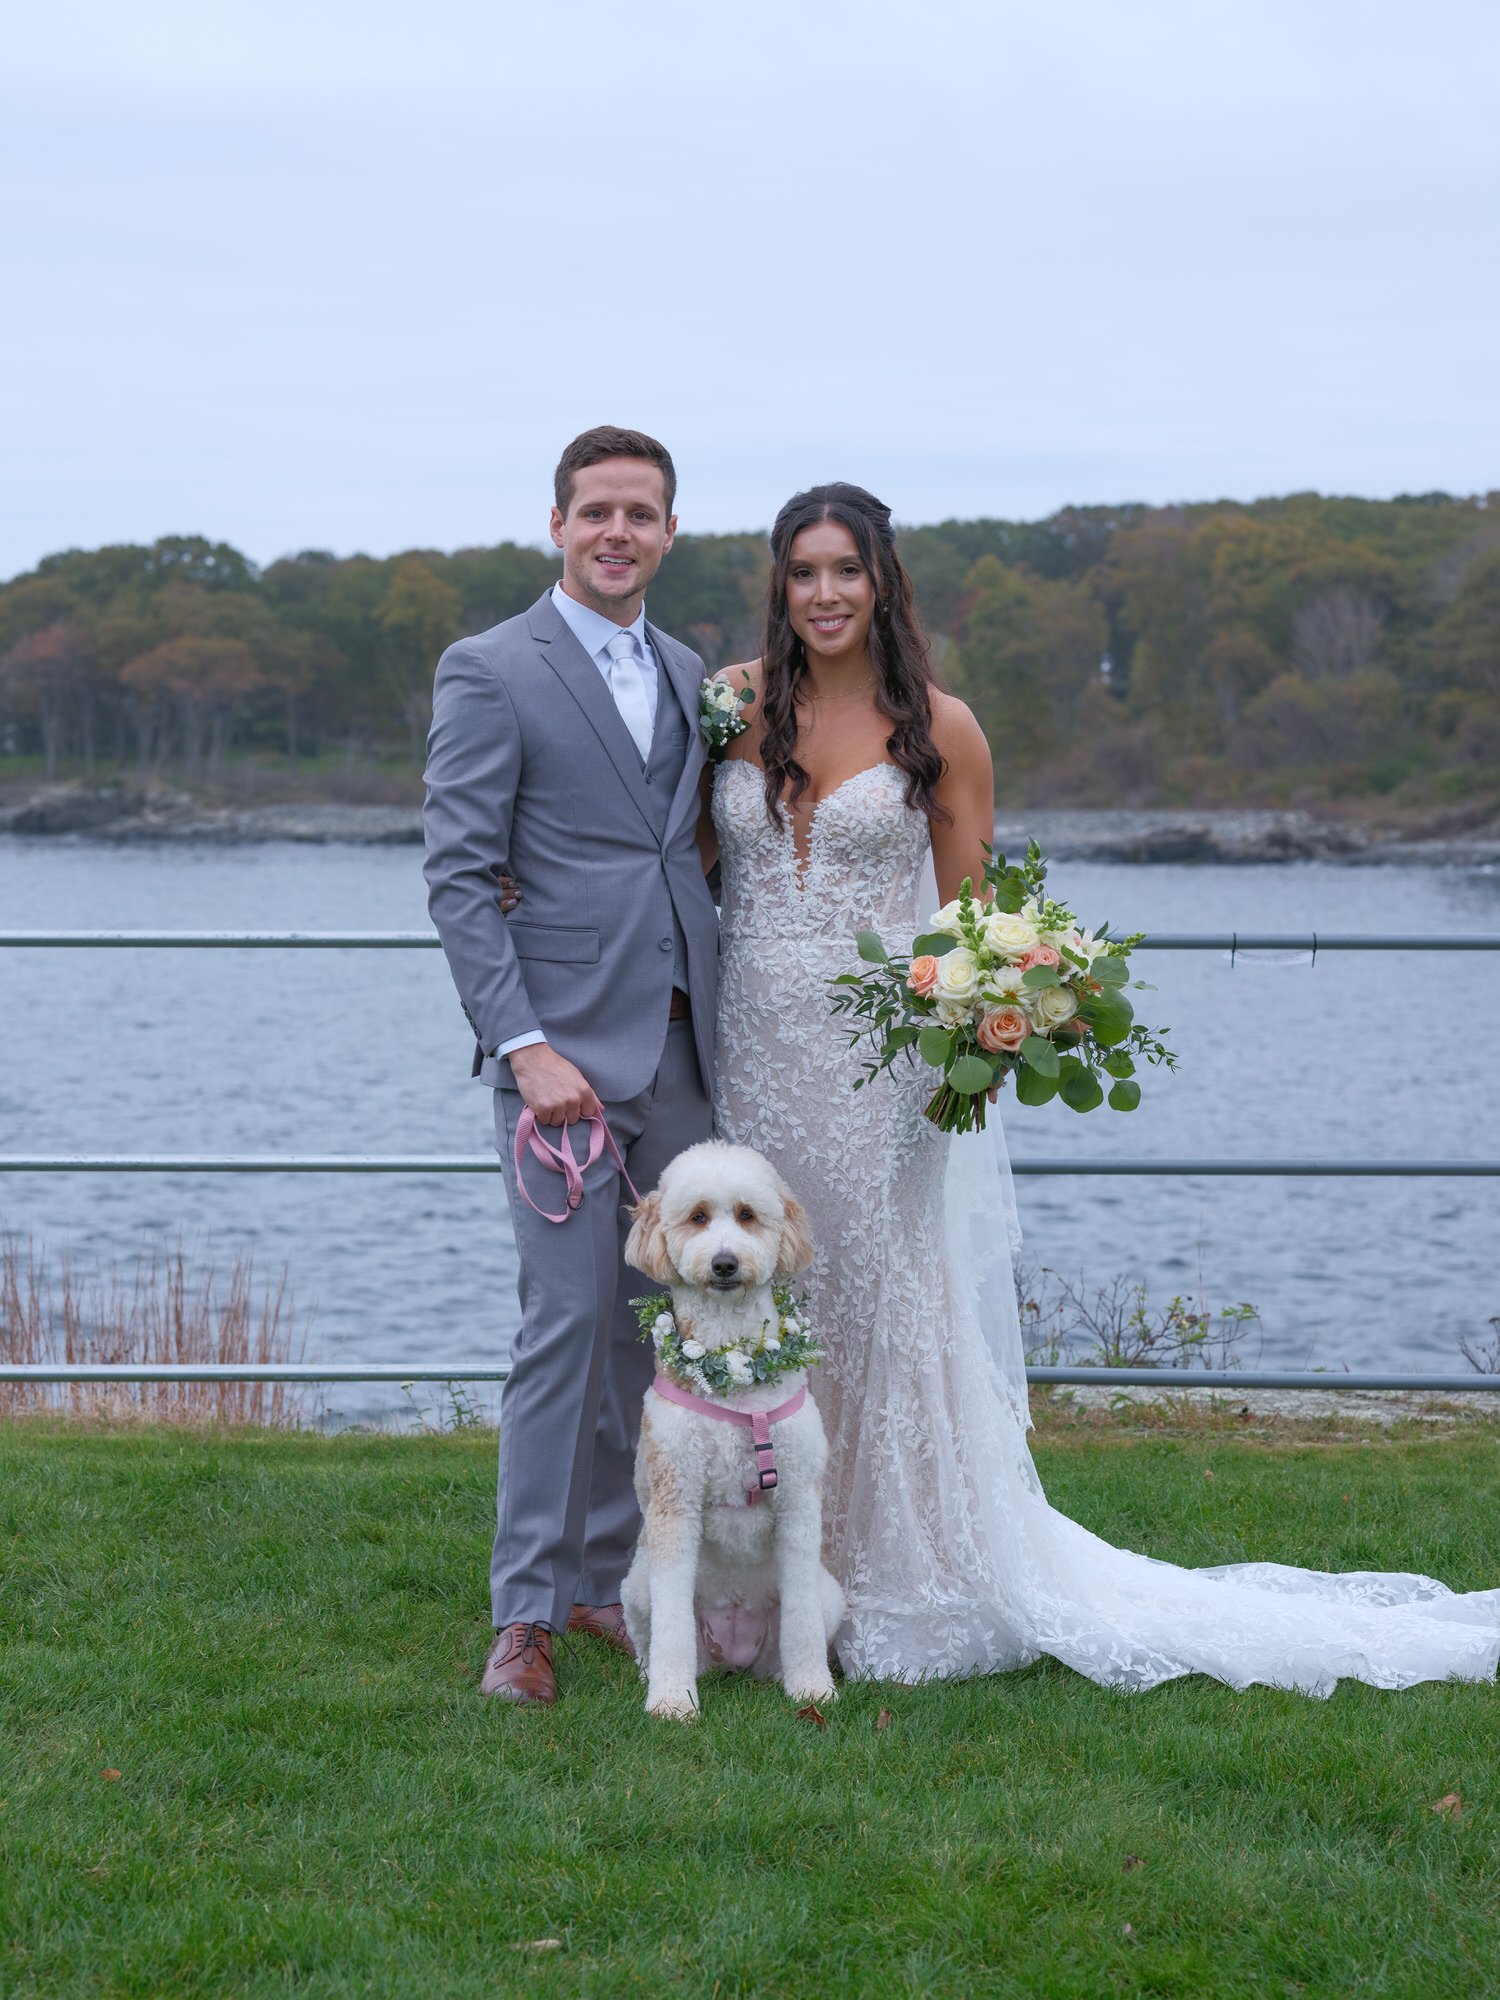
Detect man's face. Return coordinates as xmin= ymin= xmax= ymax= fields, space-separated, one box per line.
xmin=550 ymin=458 xmax=676 ymax=621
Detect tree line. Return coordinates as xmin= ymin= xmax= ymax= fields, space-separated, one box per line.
xmin=3 ymin=490 xmax=1497 ymax=805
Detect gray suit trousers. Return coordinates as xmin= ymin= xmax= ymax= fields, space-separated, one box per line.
xmin=490 ymin=1019 xmax=712 ymax=1629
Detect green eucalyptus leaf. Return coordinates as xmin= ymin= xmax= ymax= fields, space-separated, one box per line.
xmin=1015 ymin=1064 xmax=1059 ymax=1106
xmin=918 ymin=1025 xmax=954 ymax=1068
xmin=1102 ymin=1050 xmax=1136 ymax=1079
xmin=911 ymin=933 xmax=959 ymax=957
xmin=1092 ymin=955 xmax=1129 ymax=986
xmin=1059 ymin=1063 xmax=1105 ymax=1113
xmin=948 ymin=1053 xmax=995 ymax=1095
xmin=1019 ymin=1035 xmax=1059 ymax=1077
xmin=1021 ymin=965 xmax=1062 ymax=988
xmin=1082 ymin=990 xmax=1134 ymax=1046
xmin=856 ymin=931 xmax=889 ymax=964
xmin=1108 ymin=1079 xmax=1142 ymax=1112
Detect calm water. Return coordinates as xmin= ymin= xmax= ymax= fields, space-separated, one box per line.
xmin=2 ymin=839 xmax=1498 ymax=1415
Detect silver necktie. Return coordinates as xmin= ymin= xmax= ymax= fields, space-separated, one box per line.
xmin=604 ymin=631 xmax=654 ymax=761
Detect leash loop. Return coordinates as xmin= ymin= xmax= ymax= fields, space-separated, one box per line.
xmin=513 ymin=1107 xmax=641 ymax=1224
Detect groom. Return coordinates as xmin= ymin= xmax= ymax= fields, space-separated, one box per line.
xmin=423 ymin=426 xmax=718 ymax=1705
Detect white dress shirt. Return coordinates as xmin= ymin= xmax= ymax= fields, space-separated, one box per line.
xmin=495 ymin=585 xmax=662 ymax=1061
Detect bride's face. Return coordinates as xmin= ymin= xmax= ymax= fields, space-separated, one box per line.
xmin=785 ymin=520 xmax=876 ymax=664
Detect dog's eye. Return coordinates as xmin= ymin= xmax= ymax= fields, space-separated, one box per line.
xmin=736 ymin=1206 xmax=756 ymax=1225
xmin=688 ymin=1208 xmax=710 ymax=1226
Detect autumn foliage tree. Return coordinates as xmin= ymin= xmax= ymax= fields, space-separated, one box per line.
xmin=120 ymin=636 xmax=263 ymax=782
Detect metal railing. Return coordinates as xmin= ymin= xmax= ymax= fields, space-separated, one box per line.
xmin=3 ymin=927 xmax=1497 ymax=1394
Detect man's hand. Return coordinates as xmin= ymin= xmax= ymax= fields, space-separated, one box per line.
xmin=507 ymin=1043 xmax=601 ymax=1126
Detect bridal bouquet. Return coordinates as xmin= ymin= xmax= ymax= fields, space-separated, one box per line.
xmin=829 ymin=841 xmax=1176 ymax=1133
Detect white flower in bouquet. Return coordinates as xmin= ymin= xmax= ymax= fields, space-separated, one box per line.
xmin=982 ymin=910 xmax=1042 ymax=960
xmin=1031 ymin=983 xmax=1080 ymax=1029
xmin=934 ymin=945 xmax=982 ymax=1002
xmin=725 ymin=1349 xmax=755 ymax=1385
xmin=681 ymin=1337 xmax=706 ymax=1360
xmin=928 ymin=899 xmax=969 ymax=938
xmin=935 ymin=997 xmax=974 ymax=1029
xmin=1072 ymin=925 xmax=1110 ymax=963
xmin=980 ymin=965 xmax=1026 ymax=1006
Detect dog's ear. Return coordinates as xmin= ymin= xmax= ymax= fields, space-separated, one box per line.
xmin=624 ymin=1190 xmax=677 ymax=1284
xmin=774 ymin=1193 xmax=814 ymax=1279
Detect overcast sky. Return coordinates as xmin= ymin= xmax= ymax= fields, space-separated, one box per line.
xmin=2 ymin=0 xmax=1497 ymax=579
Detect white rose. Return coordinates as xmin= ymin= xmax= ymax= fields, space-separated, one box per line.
xmin=934 ymin=946 xmax=981 ymax=1002
xmin=935 ymin=997 xmax=975 ymax=1029
xmin=1031 ymin=984 xmax=1079 ymax=1029
xmin=725 ymin=1350 xmax=755 ymax=1385
xmin=982 ymin=911 xmax=1041 ymax=960
xmin=927 ymin=899 xmax=968 ymax=938
xmin=680 ymin=1338 xmax=705 ymax=1360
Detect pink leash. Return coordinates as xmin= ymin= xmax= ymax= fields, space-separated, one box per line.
xmin=513 ymin=1107 xmax=641 ymax=1224
xmin=651 ymin=1374 xmax=807 ymax=1502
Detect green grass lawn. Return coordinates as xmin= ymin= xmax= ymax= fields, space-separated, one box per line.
xmin=2 ymin=1417 xmax=1498 ymax=1999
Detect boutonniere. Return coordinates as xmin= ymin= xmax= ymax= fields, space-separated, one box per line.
xmin=698 ymin=670 xmax=755 ymax=759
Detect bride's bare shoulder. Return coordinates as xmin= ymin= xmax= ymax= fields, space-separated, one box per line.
xmin=716 ymin=658 xmax=763 ymax=697
xmin=929 ymin=688 xmax=992 ymax=773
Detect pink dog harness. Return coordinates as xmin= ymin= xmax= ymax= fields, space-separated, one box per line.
xmin=513 ymin=1108 xmax=641 ymax=1223
xmin=651 ymin=1373 xmax=807 ymax=1502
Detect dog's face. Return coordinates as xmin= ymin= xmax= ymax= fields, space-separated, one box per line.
xmin=625 ymin=1142 xmax=814 ymax=1294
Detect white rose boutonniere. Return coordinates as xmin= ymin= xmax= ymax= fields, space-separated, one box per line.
xmin=699 ymin=670 xmax=755 ymax=758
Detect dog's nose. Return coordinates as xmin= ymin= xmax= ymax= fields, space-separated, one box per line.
xmin=711 ymin=1251 xmax=739 ymax=1280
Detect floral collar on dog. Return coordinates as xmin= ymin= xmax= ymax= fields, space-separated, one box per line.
xmin=634 ymin=1284 xmax=823 ymax=1400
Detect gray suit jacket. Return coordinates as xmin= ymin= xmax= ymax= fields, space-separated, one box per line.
xmin=422 ymin=591 xmax=719 ymax=1103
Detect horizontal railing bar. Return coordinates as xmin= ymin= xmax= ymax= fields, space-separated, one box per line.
xmin=1028 ymin=1368 xmax=1500 ymax=1392
xmin=2 ymin=930 xmax=1500 ymax=953
xmin=2 ymin=1155 xmax=1497 ymax=1177
xmin=0 ymin=930 xmax=442 ymax=948
xmin=3 ymin=1363 xmax=1497 ymax=1392
xmin=1138 ymin=934 xmax=1500 ymax=952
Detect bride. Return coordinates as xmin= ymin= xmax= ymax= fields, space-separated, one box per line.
xmin=705 ymin=480 xmax=1500 ymax=1692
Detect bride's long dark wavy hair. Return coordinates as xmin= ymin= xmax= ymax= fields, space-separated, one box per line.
xmin=758 ymin=482 xmax=948 ymax=827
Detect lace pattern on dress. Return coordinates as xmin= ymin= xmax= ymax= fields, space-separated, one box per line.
xmin=711 ymin=757 xmax=1500 ymax=1689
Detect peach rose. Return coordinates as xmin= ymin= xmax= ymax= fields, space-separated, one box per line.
xmin=1019 ymin=943 xmax=1061 ymax=974
xmin=907 ymin=955 xmax=940 ymax=997
xmin=976 ymin=1004 xmax=1031 ymax=1054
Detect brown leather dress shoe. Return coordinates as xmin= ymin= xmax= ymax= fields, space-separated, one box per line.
xmin=480 ymin=1622 xmax=557 ymax=1704
xmin=567 ymin=1602 xmax=636 ymax=1659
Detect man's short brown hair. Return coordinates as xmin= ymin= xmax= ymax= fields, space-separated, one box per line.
xmin=554 ymin=426 xmax=677 ymax=517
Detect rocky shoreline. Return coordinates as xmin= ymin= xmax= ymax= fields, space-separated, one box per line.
xmin=4 ymin=782 xmax=1500 ymax=864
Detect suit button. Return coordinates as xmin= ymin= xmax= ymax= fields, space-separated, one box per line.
xmin=659 ymin=937 xmax=673 ymax=951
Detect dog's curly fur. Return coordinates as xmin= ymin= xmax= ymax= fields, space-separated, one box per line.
xmin=620 ymin=1141 xmax=845 ymax=1720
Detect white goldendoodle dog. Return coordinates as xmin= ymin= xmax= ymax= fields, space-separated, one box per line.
xmin=621 ymin=1141 xmax=846 ymax=1721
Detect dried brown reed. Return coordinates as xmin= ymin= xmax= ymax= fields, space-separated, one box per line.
xmin=0 ymin=1231 xmax=308 ymax=1425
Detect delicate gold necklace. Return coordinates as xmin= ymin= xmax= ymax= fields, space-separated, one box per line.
xmin=801 ymin=678 xmax=876 ymax=706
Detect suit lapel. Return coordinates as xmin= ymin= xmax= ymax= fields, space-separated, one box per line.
xmin=530 ymin=598 xmax=658 ymax=836
xmin=649 ymin=620 xmax=708 ymax=841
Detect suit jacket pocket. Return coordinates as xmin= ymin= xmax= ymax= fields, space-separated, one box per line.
xmin=506 ymin=923 xmax=601 ymax=964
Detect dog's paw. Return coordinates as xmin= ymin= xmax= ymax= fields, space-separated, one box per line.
xmin=783 ymin=1677 xmax=837 ymax=1705
xmin=645 ymin=1688 xmax=700 ymax=1722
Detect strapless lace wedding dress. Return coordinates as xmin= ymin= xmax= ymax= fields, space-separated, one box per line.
xmin=712 ymin=757 xmax=1500 ymax=1689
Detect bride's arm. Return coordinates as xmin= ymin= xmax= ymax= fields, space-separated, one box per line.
xmin=927 ymin=693 xmax=997 ymax=904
